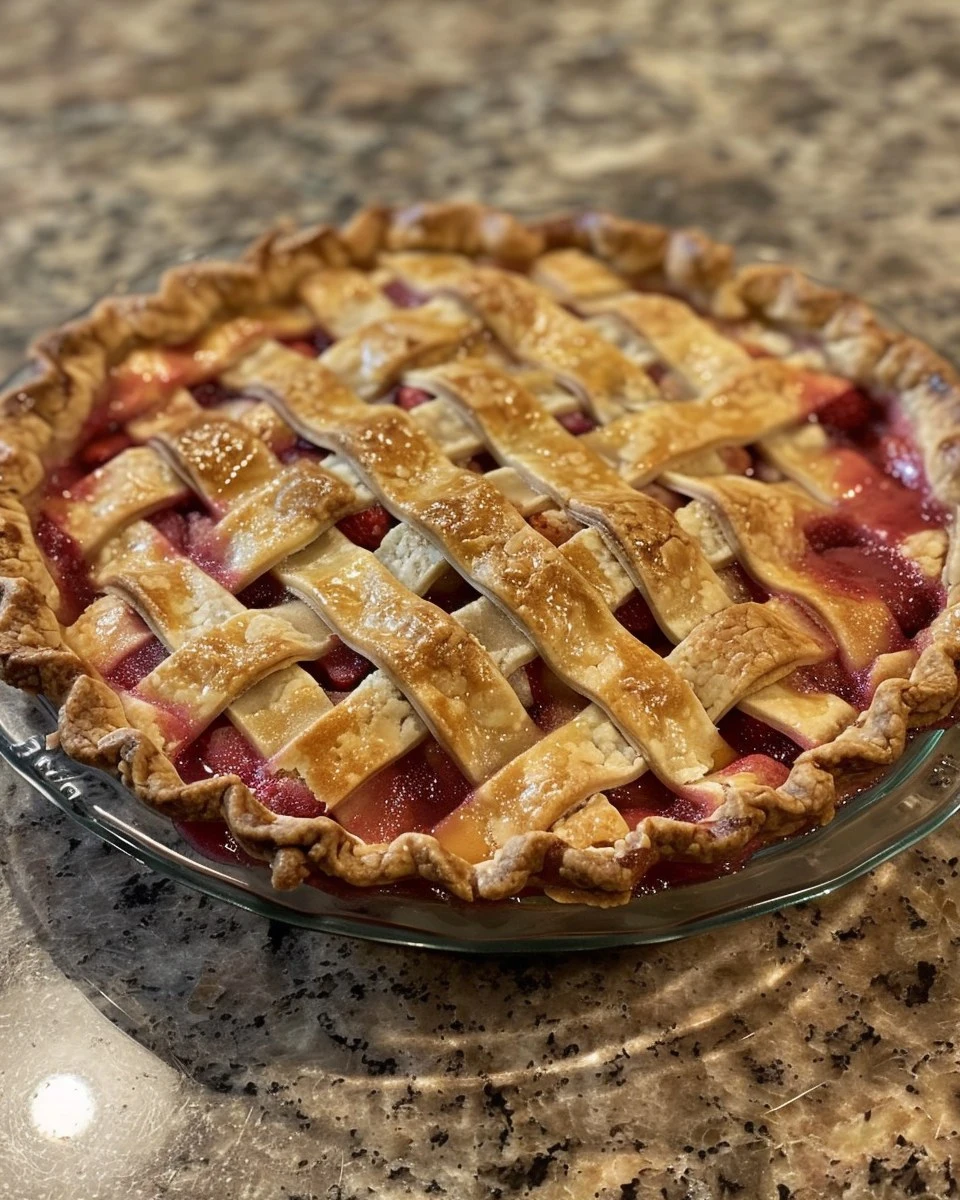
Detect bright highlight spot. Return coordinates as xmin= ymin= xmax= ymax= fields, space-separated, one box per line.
xmin=29 ymin=1073 xmax=97 ymax=1140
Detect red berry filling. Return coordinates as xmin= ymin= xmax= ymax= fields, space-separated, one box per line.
xmin=803 ymin=515 xmax=942 ymax=639
xmin=791 ymin=657 xmax=864 ymax=709
xmin=382 ymin=280 xmax=428 ymax=308
xmin=104 ymin=636 xmax=170 ymax=691
xmin=608 ymin=772 xmax=705 ymax=829
xmin=278 ymin=436 xmax=327 ymax=465
xmin=645 ymin=362 xmax=669 ymax=385
xmin=281 ymin=328 xmax=334 ymax=358
xmin=33 ymin=515 xmax=96 ymax=622
xmin=614 ymin=592 xmax=673 ymax=656
xmin=336 ymin=503 xmax=393 ymax=550
xmin=524 ymin=659 xmax=588 ymax=732
xmin=175 ymin=720 xmax=323 ymax=818
xmin=190 ymin=380 xmax=237 ymax=408
xmin=716 ymin=711 xmax=801 ymax=767
xmin=422 ymin=573 xmax=480 ymax=613
xmin=812 ymin=386 xmax=875 ymax=434
xmin=313 ymin=637 xmax=375 ymax=691
xmin=147 ymin=504 xmax=222 ymax=578
xmin=235 ymin=573 xmax=292 ymax=610
xmin=465 ymin=451 xmax=499 ymax=475
xmin=557 ymin=409 xmax=597 ymax=436
xmin=394 ymin=385 xmax=434 ymax=411
xmin=174 ymin=819 xmax=257 ymax=866
xmin=337 ymin=739 xmax=472 ymax=844
xmin=614 ymin=591 xmax=658 ymax=638
xmin=78 ymin=432 xmax=135 ymax=468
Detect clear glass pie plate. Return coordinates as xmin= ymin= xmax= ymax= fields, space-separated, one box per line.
xmin=3 ymin=246 xmax=960 ymax=952
xmin=3 ymin=682 xmax=960 ymax=952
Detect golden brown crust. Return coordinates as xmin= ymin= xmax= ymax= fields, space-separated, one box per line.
xmin=2 ymin=200 xmax=959 ymax=904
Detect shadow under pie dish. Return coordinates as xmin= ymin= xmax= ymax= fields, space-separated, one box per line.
xmin=1 ymin=204 xmax=959 ymax=910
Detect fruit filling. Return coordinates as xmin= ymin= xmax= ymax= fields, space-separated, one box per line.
xmin=103 ymin=636 xmax=170 ymax=691
xmin=336 ymin=738 xmax=473 ymax=844
xmin=801 ymin=515 xmax=942 ymax=640
xmin=175 ymin=719 xmax=323 ymax=818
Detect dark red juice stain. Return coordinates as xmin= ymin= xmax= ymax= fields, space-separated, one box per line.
xmin=174 ymin=819 xmax=260 ymax=867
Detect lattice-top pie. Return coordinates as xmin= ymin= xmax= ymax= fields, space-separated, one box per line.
xmin=1 ymin=203 xmax=958 ymax=905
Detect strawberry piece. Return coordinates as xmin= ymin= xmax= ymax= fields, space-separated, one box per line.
xmin=79 ymin=432 xmax=134 ymax=468
xmin=318 ymin=638 xmax=374 ymax=690
xmin=285 ymin=339 xmax=318 ymax=359
xmin=557 ymin=409 xmax=597 ymax=436
xmin=810 ymin=385 xmax=873 ymax=432
xmin=394 ymin=385 xmax=433 ymax=411
xmin=337 ymin=503 xmax=392 ymax=550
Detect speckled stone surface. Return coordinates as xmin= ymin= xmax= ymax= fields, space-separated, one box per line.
xmin=2 ymin=1 xmax=960 ymax=1196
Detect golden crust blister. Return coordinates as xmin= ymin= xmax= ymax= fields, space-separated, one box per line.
xmin=1 ymin=201 xmax=959 ymax=904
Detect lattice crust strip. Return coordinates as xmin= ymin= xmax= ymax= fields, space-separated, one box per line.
xmin=1 ymin=201 xmax=959 ymax=906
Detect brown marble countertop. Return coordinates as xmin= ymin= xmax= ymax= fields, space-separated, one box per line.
xmin=2 ymin=1 xmax=960 ymax=1196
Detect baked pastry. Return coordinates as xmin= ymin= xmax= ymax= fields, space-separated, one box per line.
xmin=1 ymin=202 xmax=958 ymax=906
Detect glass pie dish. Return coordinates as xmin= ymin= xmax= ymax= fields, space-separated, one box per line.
xmin=3 ymin=224 xmax=960 ymax=949
xmin=3 ymin=680 xmax=959 ymax=952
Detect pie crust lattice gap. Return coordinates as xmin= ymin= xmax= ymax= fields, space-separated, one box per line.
xmin=1 ymin=203 xmax=959 ymax=906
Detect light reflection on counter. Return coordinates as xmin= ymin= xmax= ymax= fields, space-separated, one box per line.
xmin=29 ymin=1073 xmax=96 ymax=1140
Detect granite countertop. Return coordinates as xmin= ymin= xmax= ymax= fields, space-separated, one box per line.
xmin=2 ymin=1 xmax=960 ymax=1196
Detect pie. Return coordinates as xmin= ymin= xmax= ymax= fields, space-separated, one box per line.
xmin=1 ymin=202 xmax=958 ymax=907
